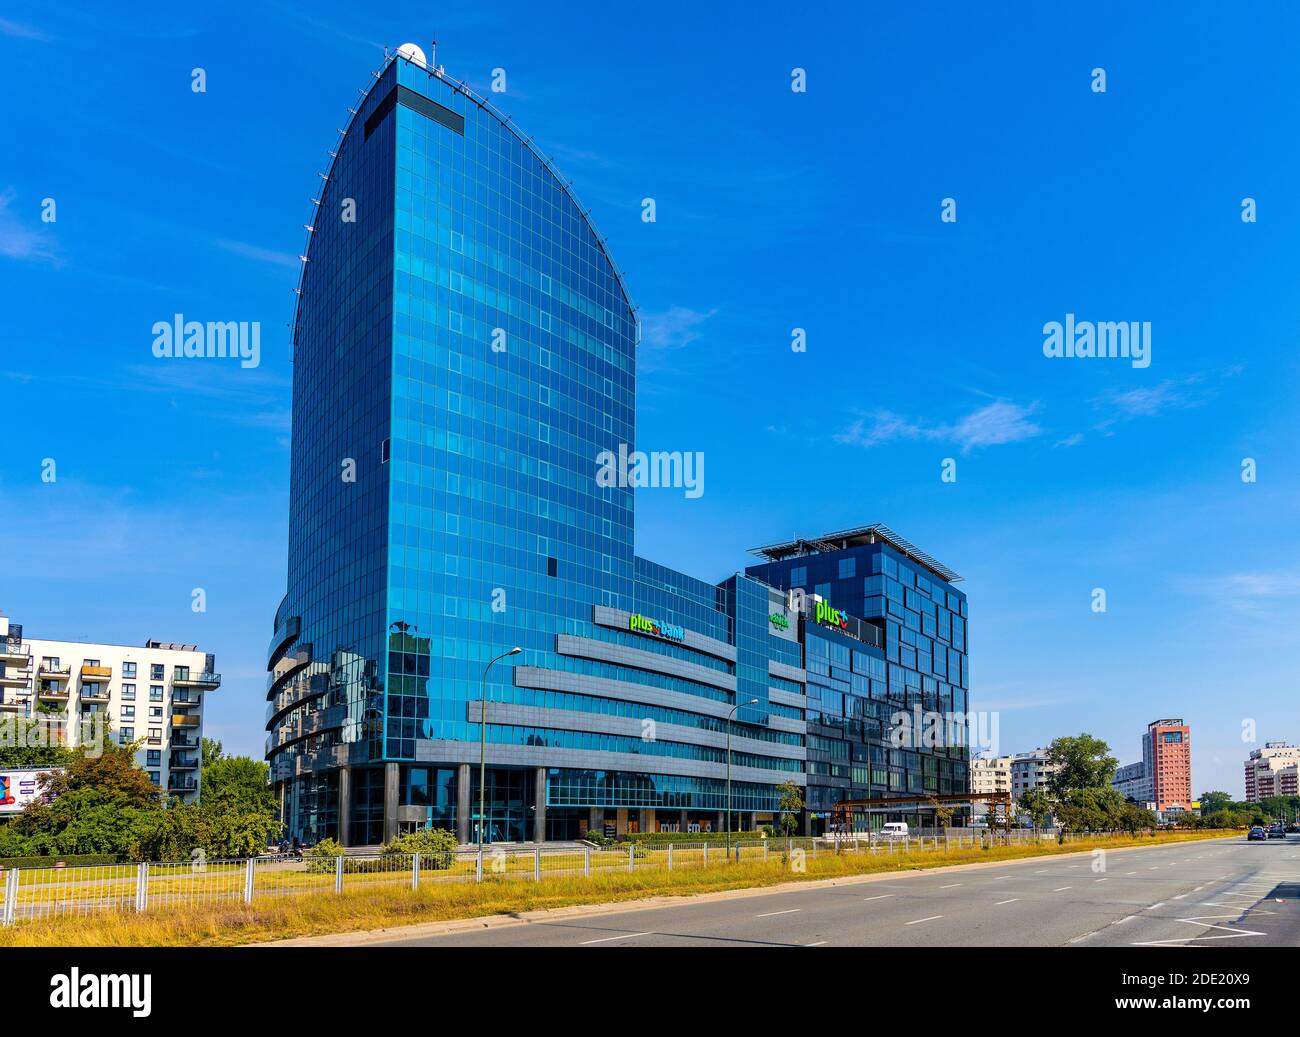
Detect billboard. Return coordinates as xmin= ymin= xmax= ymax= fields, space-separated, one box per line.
xmin=0 ymin=769 xmax=52 ymax=814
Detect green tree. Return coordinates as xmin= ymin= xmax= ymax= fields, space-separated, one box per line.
xmin=1198 ymin=790 xmax=1235 ymax=815
xmin=1055 ymin=786 xmax=1127 ymax=833
xmin=1045 ymin=735 xmax=1118 ymax=797
xmin=11 ymin=739 xmax=164 ymax=858
xmin=777 ymin=779 xmax=804 ymax=836
xmin=200 ymin=744 xmax=275 ymax=815
xmin=0 ymin=710 xmax=75 ymax=770
xmin=1017 ymin=787 xmax=1055 ymax=830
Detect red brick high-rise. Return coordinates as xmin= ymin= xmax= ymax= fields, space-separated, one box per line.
xmin=1142 ymin=718 xmax=1192 ymax=811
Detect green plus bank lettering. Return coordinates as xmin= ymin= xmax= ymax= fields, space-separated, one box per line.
xmin=629 ymin=612 xmax=685 ymax=642
xmin=815 ymin=600 xmax=848 ymax=631
xmin=768 ymin=612 xmax=790 ymax=631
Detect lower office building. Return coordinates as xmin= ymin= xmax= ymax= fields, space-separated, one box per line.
xmin=0 ymin=612 xmax=219 ymax=801
xmin=266 ymin=44 xmax=969 ymax=844
xmin=1112 ymin=760 xmax=1151 ymax=803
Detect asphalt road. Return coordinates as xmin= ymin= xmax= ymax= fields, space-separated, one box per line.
xmin=370 ymin=835 xmax=1300 ymax=947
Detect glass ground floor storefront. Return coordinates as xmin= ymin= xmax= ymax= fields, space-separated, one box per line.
xmin=278 ymin=762 xmax=789 ymax=845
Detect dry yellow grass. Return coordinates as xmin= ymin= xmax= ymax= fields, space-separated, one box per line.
xmin=0 ymin=829 xmax=1233 ymax=947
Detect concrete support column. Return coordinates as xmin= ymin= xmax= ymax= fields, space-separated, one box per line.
xmin=382 ymin=761 xmax=399 ymax=845
xmin=337 ymin=766 xmax=352 ymax=847
xmin=615 ymin=808 xmax=628 ymax=837
xmin=644 ymin=808 xmax=656 ymax=833
xmin=456 ymin=764 xmax=471 ymax=845
xmin=679 ymin=809 xmax=688 ymax=833
xmin=716 ymin=811 xmax=725 ymax=834
xmin=534 ymin=767 xmax=547 ymax=843
xmin=588 ymin=806 xmax=601 ymax=838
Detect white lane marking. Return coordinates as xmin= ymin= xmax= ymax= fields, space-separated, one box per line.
xmin=1117 ymin=915 xmax=1138 ymax=923
xmin=1095 ymin=877 xmax=1108 ymax=883
xmin=905 ymin=915 xmax=943 ymax=926
xmin=938 ymin=883 xmax=962 ymax=889
xmin=995 ymin=898 xmax=1020 ymax=905
xmin=580 ymin=931 xmax=654 ymax=945
xmin=1172 ymin=894 xmax=1187 ymax=900
xmin=1146 ymin=902 xmax=1165 ymax=910
xmin=1053 ymin=886 xmax=1072 ymax=892
xmin=862 ymin=894 xmax=893 ymax=902
xmin=1132 ymin=919 xmax=1267 ymax=946
xmin=755 ymin=909 xmax=800 ymax=918
xmin=805 ymin=941 xmax=827 ymax=947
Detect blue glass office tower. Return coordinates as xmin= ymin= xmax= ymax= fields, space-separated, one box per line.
xmin=267 ymin=49 xmax=808 ymax=845
xmin=746 ymin=525 xmax=970 ymax=833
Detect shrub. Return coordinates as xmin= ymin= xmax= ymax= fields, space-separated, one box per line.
xmin=383 ymin=828 xmax=457 ymax=870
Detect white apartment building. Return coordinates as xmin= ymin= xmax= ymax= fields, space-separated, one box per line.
xmin=1244 ymin=742 xmax=1300 ymax=803
xmin=969 ymin=754 xmax=1012 ymax=821
xmin=0 ymin=613 xmax=219 ymax=802
xmin=1010 ymin=748 xmax=1062 ymax=800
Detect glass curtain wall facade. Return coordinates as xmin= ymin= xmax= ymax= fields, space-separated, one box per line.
xmin=268 ymin=51 xmax=808 ymax=845
xmin=746 ymin=527 xmax=970 ymax=833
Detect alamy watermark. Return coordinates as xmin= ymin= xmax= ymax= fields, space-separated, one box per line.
xmin=596 ymin=444 xmax=704 ymax=499
xmin=889 ymin=706 xmax=999 ymax=755
xmin=151 ymin=313 xmax=261 ymax=369
xmin=1042 ymin=313 xmax=1151 ymax=369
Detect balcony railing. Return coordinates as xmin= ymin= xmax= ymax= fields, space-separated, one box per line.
xmin=38 ymin=661 xmax=71 ymax=676
xmin=172 ymin=671 xmax=221 ymax=688
xmin=37 ymin=686 xmax=70 ymax=700
xmin=169 ymin=755 xmax=198 ymax=770
xmin=171 ymin=714 xmax=200 ymax=728
xmin=79 ymin=664 xmax=112 ymax=680
xmin=0 ymin=642 xmax=31 ymax=663
xmin=79 ymin=688 xmax=111 ymax=702
xmin=167 ymin=780 xmax=198 ymax=792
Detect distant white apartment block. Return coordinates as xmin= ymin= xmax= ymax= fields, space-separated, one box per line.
xmin=1244 ymin=742 xmax=1300 ymax=803
xmin=1010 ymin=748 xmax=1062 ymax=800
xmin=1112 ymin=760 xmax=1152 ymax=803
xmin=970 ymin=754 xmax=1012 ymax=820
xmin=0 ymin=612 xmax=219 ymax=801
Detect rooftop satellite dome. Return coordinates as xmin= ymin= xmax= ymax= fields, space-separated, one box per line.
xmin=396 ymin=42 xmax=427 ymax=69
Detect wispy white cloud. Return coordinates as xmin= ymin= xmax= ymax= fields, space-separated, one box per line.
xmin=638 ymin=305 xmax=718 ymax=351
xmin=834 ymin=400 xmax=1042 ymax=454
xmin=0 ymin=18 xmax=50 ymax=41
xmin=1198 ymin=571 xmax=1300 ymax=613
xmin=0 ymin=187 xmax=59 ymax=264
xmin=216 ymin=238 xmax=300 ymax=270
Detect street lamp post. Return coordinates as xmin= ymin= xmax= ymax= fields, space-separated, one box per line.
xmin=726 ymin=697 xmax=759 ymax=860
xmin=479 ymin=647 xmax=522 ymax=852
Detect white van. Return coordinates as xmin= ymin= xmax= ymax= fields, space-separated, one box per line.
xmin=879 ymin=822 xmax=909 ymax=840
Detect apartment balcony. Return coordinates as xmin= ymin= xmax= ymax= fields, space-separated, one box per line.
xmin=0 ymin=642 xmax=31 ymax=666
xmin=37 ymin=685 xmax=69 ymax=702
xmin=167 ymin=779 xmax=198 ymax=794
xmin=38 ymin=661 xmax=71 ymax=677
xmin=79 ymin=687 xmax=111 ymax=703
xmin=0 ymin=692 xmax=29 ymax=712
xmin=169 ymin=755 xmax=198 ymax=770
xmin=172 ymin=691 xmax=202 ymax=706
xmin=79 ymin=664 xmax=112 ymax=680
xmin=171 ymin=733 xmax=199 ymax=749
xmin=171 ymin=714 xmax=200 ymax=728
xmin=0 ymin=671 xmax=30 ymax=689
xmin=172 ymin=671 xmax=221 ymax=689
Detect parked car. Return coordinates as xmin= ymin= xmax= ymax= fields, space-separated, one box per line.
xmin=1267 ymin=822 xmax=1287 ymax=839
xmin=1286 ymin=823 xmax=1300 ymax=834
xmin=1248 ymin=826 xmax=1266 ymax=840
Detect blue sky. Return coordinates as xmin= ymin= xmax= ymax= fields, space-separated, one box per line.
xmin=2 ymin=1 xmax=1298 ymax=797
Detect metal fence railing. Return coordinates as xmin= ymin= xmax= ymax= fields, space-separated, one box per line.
xmin=0 ymin=827 xmax=1164 ymax=927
